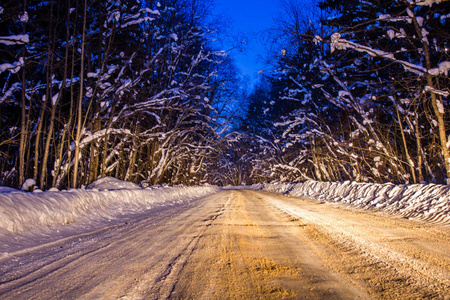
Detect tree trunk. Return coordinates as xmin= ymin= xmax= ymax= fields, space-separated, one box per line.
xmin=395 ymin=101 xmax=417 ymax=183
xmin=51 ymin=2 xmax=73 ymax=188
xmin=72 ymin=0 xmax=88 ymax=188
xmin=125 ymin=124 xmax=140 ymax=182
xmin=41 ymin=1 xmax=68 ymax=189
xmin=34 ymin=1 xmax=56 ymax=184
xmin=40 ymin=103 xmax=56 ymax=189
xmin=18 ymin=0 xmax=28 ymax=188
xmin=88 ymin=119 xmax=101 ymax=184
xmin=410 ymin=5 xmax=450 ymax=183
xmin=414 ymin=110 xmax=424 ymax=182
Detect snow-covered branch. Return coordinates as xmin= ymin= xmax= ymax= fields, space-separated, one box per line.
xmin=330 ymin=33 xmax=429 ymax=76
xmin=0 ymin=34 xmax=29 ymax=45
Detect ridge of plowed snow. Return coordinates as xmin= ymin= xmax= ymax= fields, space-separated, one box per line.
xmin=253 ymin=181 xmax=450 ymax=225
xmin=86 ymin=176 xmax=141 ymax=190
xmin=0 ymin=179 xmax=219 ymax=235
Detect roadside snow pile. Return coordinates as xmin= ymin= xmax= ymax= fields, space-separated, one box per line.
xmin=21 ymin=178 xmax=37 ymax=191
xmin=256 ymin=181 xmax=450 ymax=225
xmin=0 ymin=178 xmax=219 ymax=235
xmin=86 ymin=176 xmax=141 ymax=190
xmin=0 ymin=186 xmax=21 ymax=193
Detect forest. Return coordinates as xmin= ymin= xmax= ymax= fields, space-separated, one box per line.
xmin=0 ymin=0 xmax=449 ymax=190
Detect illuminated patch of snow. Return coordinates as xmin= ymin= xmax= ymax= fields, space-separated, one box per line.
xmin=19 ymin=11 xmax=28 ymax=22
xmin=429 ymin=61 xmax=450 ymax=76
xmin=313 ymin=35 xmax=322 ymax=45
xmin=21 ymin=178 xmax=36 ymax=191
xmin=436 ymin=99 xmax=445 ymax=114
xmin=387 ymin=29 xmax=395 ymax=39
xmin=52 ymin=93 xmax=59 ymax=106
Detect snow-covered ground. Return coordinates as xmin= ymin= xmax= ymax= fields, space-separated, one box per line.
xmin=252 ymin=181 xmax=450 ymax=225
xmin=0 ymin=177 xmax=219 ymax=253
xmin=2 ymin=178 xmax=449 ymax=254
xmin=2 ymin=185 xmax=449 ymax=298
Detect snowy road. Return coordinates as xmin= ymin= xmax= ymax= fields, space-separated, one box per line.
xmin=1 ymin=189 xmax=449 ymax=299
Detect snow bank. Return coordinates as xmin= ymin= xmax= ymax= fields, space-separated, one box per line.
xmin=0 ymin=186 xmax=21 ymax=193
xmin=86 ymin=176 xmax=141 ymax=190
xmin=0 ymin=179 xmax=219 ymax=235
xmin=254 ymin=181 xmax=450 ymax=225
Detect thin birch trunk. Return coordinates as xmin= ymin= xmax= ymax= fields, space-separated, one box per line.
xmin=72 ymin=0 xmax=88 ymax=188
xmin=18 ymin=0 xmax=28 ymax=187
xmin=410 ymin=5 xmax=450 ymax=183
xmin=87 ymin=118 xmax=102 ymax=184
xmin=394 ymin=100 xmax=416 ymax=183
xmin=412 ymin=105 xmax=425 ymax=182
xmin=41 ymin=1 xmax=69 ymax=189
xmin=34 ymin=2 xmax=55 ymax=183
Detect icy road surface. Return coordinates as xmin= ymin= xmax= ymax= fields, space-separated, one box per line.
xmin=1 ymin=190 xmax=449 ymax=299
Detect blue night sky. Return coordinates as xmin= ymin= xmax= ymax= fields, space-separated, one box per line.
xmin=214 ymin=0 xmax=281 ymax=87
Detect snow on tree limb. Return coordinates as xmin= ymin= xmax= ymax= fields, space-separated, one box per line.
xmin=0 ymin=82 xmax=20 ymax=104
xmin=329 ymin=33 xmax=450 ymax=77
xmin=71 ymin=128 xmax=133 ymax=151
xmin=0 ymin=34 xmax=29 ymax=75
xmin=424 ymin=85 xmax=450 ymax=97
xmin=0 ymin=57 xmax=25 ymax=74
xmin=405 ymin=0 xmax=445 ymax=6
xmin=429 ymin=61 xmax=450 ymax=76
xmin=0 ymin=34 xmax=29 ymax=45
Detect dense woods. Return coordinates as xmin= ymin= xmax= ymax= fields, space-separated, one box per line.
xmin=237 ymin=0 xmax=450 ymax=185
xmin=0 ymin=0 xmax=449 ymax=189
xmin=0 ymin=0 xmax=239 ymax=189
